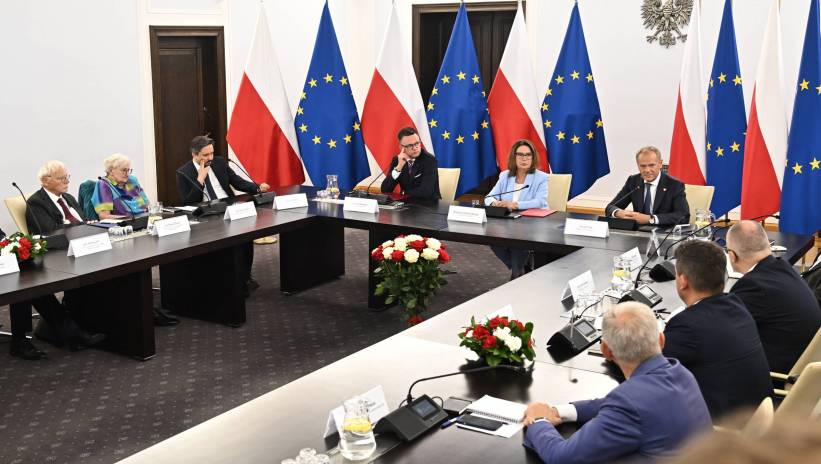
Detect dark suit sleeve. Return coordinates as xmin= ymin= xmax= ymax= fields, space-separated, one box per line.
xmin=380 ymin=157 xmax=400 ymax=193
xmin=25 ymin=196 xmax=60 ymax=236
xmin=177 ymin=170 xmax=204 ymax=206
xmin=605 ymin=178 xmax=635 ymax=217
xmin=656 ymin=179 xmax=690 ymax=225
xmin=227 ymin=166 xmax=260 ymax=194
xmin=404 ymin=155 xmax=439 ymax=199
xmin=663 ymin=316 xmax=700 ymax=365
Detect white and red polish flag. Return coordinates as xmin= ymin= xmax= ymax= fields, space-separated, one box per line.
xmin=741 ymin=0 xmax=787 ymax=220
xmin=226 ymin=7 xmax=305 ymax=188
xmin=487 ymin=1 xmax=547 ymax=170
xmin=668 ymin=0 xmax=706 ymax=185
xmin=362 ymin=2 xmax=433 ymax=171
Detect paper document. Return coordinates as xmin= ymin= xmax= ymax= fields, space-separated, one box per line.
xmin=460 ymin=395 xmax=527 ymax=438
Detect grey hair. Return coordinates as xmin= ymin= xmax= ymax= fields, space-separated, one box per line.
xmin=37 ymin=160 xmax=67 ymax=185
xmin=635 ymin=145 xmax=662 ymax=162
xmin=726 ymin=220 xmax=771 ymax=259
xmin=103 ymin=153 xmax=131 ymax=174
xmin=601 ymin=302 xmax=661 ymax=364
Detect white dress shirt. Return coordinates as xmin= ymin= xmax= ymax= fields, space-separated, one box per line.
xmin=193 ymin=161 xmax=229 ymax=201
xmin=612 ymin=174 xmax=661 ymax=224
xmin=512 ymin=183 xmax=524 ymax=204
xmin=45 ymin=189 xmax=82 ymax=224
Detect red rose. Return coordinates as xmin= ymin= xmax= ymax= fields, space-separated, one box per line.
xmin=17 ymin=248 xmax=30 ymax=260
xmin=408 ymin=315 xmax=424 ymax=325
xmin=488 ymin=317 xmax=508 ymax=330
xmin=515 ymin=321 xmax=526 ymax=331
xmin=391 ymin=250 xmax=404 ymax=262
xmin=437 ymin=249 xmax=450 ymax=263
xmin=410 ymin=240 xmax=425 ymax=251
xmin=482 ymin=335 xmax=497 ymax=349
xmin=472 ymin=325 xmax=489 ymax=339
xmin=371 ymin=247 xmax=384 ymax=261
xmin=0 ymin=239 xmax=8 ymax=248
xmin=19 ymin=237 xmax=31 ymax=248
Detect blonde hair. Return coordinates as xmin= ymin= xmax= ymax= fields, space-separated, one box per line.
xmin=37 ymin=160 xmax=67 ymax=185
xmin=103 ymin=153 xmax=131 ymax=175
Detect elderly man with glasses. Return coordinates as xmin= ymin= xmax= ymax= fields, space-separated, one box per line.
xmin=380 ymin=126 xmax=440 ymax=201
xmin=25 ymin=160 xmax=85 ymax=235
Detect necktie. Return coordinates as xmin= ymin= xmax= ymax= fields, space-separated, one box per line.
xmin=643 ymin=183 xmax=653 ymax=215
xmin=407 ymin=159 xmax=415 ymax=176
xmin=204 ymin=176 xmax=218 ymax=202
xmin=57 ymin=197 xmax=81 ymax=224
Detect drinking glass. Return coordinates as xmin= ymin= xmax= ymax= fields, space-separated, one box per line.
xmin=694 ymin=209 xmax=716 ymax=241
xmin=611 ymin=256 xmax=633 ymax=295
xmin=338 ymin=398 xmax=376 ymax=461
xmin=326 ymin=175 xmax=340 ymax=199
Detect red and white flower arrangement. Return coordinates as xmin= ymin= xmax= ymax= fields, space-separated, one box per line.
xmin=458 ymin=316 xmax=535 ymax=366
xmin=0 ymin=232 xmax=47 ymax=262
xmin=370 ymin=234 xmax=451 ymax=325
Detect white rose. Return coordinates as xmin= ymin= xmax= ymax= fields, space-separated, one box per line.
xmin=493 ymin=327 xmax=511 ymax=339
xmin=405 ymin=234 xmax=423 ymax=242
xmin=420 ymin=248 xmax=439 ymax=261
xmin=393 ymin=238 xmax=408 ymax=251
xmin=506 ymin=336 xmax=522 ymax=352
xmin=34 ymin=243 xmax=41 ymax=251
xmin=425 ymin=238 xmax=441 ymax=250
xmin=381 ymin=240 xmax=394 ymax=248
xmin=404 ymin=249 xmax=420 ymax=263
xmin=382 ymin=247 xmax=394 ymax=260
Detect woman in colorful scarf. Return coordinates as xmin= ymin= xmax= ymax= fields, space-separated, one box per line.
xmin=92 ymin=153 xmax=150 ymax=219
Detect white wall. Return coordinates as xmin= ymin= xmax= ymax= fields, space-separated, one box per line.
xmin=0 ymin=0 xmax=813 ymax=233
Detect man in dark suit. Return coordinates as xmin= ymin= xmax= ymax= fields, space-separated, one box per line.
xmin=605 ymin=146 xmax=690 ymax=226
xmin=523 ymin=302 xmax=711 ymax=462
xmin=1 ymin=227 xmax=105 ymax=359
xmin=25 ymin=160 xmax=85 ymax=236
xmin=726 ymin=221 xmax=821 ymax=374
xmin=664 ymin=240 xmax=773 ymax=419
xmin=380 ymin=127 xmax=440 ymax=201
xmin=177 ymin=135 xmax=269 ymax=294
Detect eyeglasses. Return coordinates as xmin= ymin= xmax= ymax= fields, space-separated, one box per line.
xmin=119 ymin=168 xmax=133 ymax=175
xmin=401 ymin=142 xmax=421 ymax=150
xmin=515 ymin=152 xmax=533 ymax=158
xmin=48 ymin=174 xmax=71 ymax=183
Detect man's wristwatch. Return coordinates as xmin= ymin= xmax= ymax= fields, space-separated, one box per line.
xmin=532 ymin=417 xmax=549 ymax=424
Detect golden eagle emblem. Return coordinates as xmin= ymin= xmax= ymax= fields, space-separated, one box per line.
xmin=641 ymin=0 xmax=693 ymax=48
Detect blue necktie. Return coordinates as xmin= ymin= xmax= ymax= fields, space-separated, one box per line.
xmin=643 ymin=183 xmax=652 ymax=214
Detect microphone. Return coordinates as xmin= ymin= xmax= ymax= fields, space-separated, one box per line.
xmin=227 ymin=158 xmax=276 ymax=206
xmin=347 ymin=167 xmax=390 ymax=204
xmin=176 ymin=168 xmax=212 ymax=203
xmin=97 ymin=176 xmax=138 ymax=219
xmin=175 ymin=169 xmax=227 ymax=217
xmin=405 ymin=364 xmax=527 ymax=406
xmin=12 ymin=182 xmax=44 ymax=236
xmin=632 ymin=212 xmax=690 ymax=287
xmin=484 ymin=184 xmax=530 ymax=201
xmin=12 ymin=181 xmax=69 ymax=249
xmin=661 ymin=217 xmax=733 ymax=260
xmin=227 ymin=158 xmax=260 ymax=193
xmin=607 ymin=184 xmax=642 ymax=216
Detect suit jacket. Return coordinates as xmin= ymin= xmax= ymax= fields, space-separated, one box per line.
xmin=380 ymin=150 xmax=440 ymax=200
xmin=730 ymin=255 xmax=821 ymax=374
xmin=524 ymin=355 xmax=711 ymax=463
xmin=663 ymin=293 xmax=773 ymax=418
xmin=605 ymin=172 xmax=690 ymax=225
xmin=25 ymin=188 xmax=86 ymax=236
xmin=483 ymin=170 xmax=549 ymax=210
xmin=176 ymin=156 xmax=259 ymax=206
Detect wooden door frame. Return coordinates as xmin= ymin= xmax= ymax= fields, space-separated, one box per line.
xmin=148 ymin=26 xmax=227 ymax=202
xmin=411 ymin=1 xmax=522 ymax=84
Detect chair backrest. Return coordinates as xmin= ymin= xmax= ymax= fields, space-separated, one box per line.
xmin=547 ymin=174 xmax=572 ymax=212
xmin=77 ymin=180 xmax=99 ymax=221
xmin=684 ymin=184 xmax=715 ymax=224
xmin=4 ymin=195 xmax=30 ymax=235
xmin=438 ymin=168 xmax=460 ymax=202
xmin=742 ymin=397 xmax=774 ymax=438
xmin=776 ymin=362 xmax=821 ymax=420
xmin=789 ymin=327 xmax=821 ymax=378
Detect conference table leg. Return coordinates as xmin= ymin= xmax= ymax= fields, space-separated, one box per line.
xmin=279 ymin=219 xmax=345 ymax=293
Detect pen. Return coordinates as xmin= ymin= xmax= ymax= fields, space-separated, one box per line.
xmin=440 ymin=415 xmax=462 ymax=429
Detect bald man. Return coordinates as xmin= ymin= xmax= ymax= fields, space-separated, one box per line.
xmin=727 ymin=221 xmax=821 ymax=374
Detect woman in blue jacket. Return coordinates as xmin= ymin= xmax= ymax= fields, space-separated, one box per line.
xmin=485 ymin=139 xmax=549 ymax=279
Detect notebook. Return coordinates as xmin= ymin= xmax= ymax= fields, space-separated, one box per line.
xmin=520 ymin=208 xmax=555 ymax=218
xmin=456 ymin=395 xmax=527 ymax=438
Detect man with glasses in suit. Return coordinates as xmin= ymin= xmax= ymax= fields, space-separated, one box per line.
xmin=380 ymin=127 xmax=440 ymax=201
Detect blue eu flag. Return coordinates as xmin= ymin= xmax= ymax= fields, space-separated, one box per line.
xmin=427 ymin=3 xmax=497 ymax=197
xmin=295 ymin=1 xmax=370 ymax=192
xmin=706 ymin=0 xmax=746 ymax=217
xmin=780 ymin=0 xmax=821 ymax=235
xmin=542 ymin=3 xmax=609 ymax=199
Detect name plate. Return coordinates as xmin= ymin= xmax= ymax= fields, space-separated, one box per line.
xmin=564 ymin=218 xmax=609 ymax=238
xmin=323 ymin=385 xmax=390 ymax=437
xmin=343 ymin=197 xmax=379 ymax=214
xmin=619 ymin=247 xmax=643 ymax=271
xmin=223 ymin=201 xmax=258 ymax=221
xmin=275 ymin=193 xmax=309 ymax=210
xmin=560 ymin=270 xmax=596 ymax=308
xmin=0 ymin=255 xmax=20 ymax=276
xmin=67 ymin=232 xmax=112 ymax=258
xmin=447 ymin=205 xmax=487 ymax=224
xmin=155 ymin=215 xmax=191 ymax=237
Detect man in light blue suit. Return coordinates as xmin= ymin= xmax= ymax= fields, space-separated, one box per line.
xmin=523 ymin=302 xmax=711 ymax=463
xmin=484 ymin=139 xmax=549 ymax=279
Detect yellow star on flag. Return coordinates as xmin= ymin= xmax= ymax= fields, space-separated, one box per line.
xmin=730 ymin=142 xmax=740 ymax=152
xmin=427 ymin=102 xmax=435 ymax=111
xmin=431 ymin=87 xmax=438 ymax=96
xmin=299 ymin=123 xmax=308 ymax=133
xmin=595 ymin=119 xmax=603 ymax=128
xmin=792 ymin=162 xmax=803 ymax=174
xmin=541 ymin=103 xmax=549 ymax=111
xmin=339 ymin=76 xmax=348 ymax=86
xmin=442 ymin=131 xmax=450 ymax=140
xmin=456 ymin=135 xmax=465 ymax=144
xmin=799 ymin=79 xmax=810 ymax=91
xmin=308 ymin=78 xmax=317 ymax=88
xmin=571 ymin=135 xmax=580 ymax=144
xmin=428 ymin=119 xmax=438 ymax=128
xmin=352 ymin=122 xmax=361 ymax=131
xmin=816 ymin=84 xmax=821 ymax=95
xmin=344 ymin=134 xmax=352 ymax=143
xmin=809 ymin=157 xmax=820 ymax=170
xmin=296 ymin=106 xmax=304 ymax=115
xmin=472 ymin=75 xmax=480 ymax=84
xmin=457 ymin=71 xmax=466 ymax=80
xmin=571 ymin=70 xmax=580 ymax=80
xmin=327 ymin=139 xmax=337 ymax=149
xmin=555 ymin=75 xmax=565 ymax=85
xmin=587 ymin=130 xmax=594 ymax=140
xmin=710 ymin=79 xmax=714 ymax=88
xmin=732 ymin=75 xmax=742 ymax=86
xmin=557 ymin=131 xmax=566 ymax=140
xmin=481 ymin=120 xmax=489 ymax=129
xmin=707 ymin=142 xmax=712 ymax=151
xmin=544 ymin=120 xmax=552 ymax=128
xmin=441 ymin=75 xmax=450 ymax=84
xmin=716 ymin=147 xmax=725 ymax=157
xmin=718 ymin=73 xmax=727 ymax=83
xmin=300 ymin=91 xmax=307 ymax=100
xmin=546 ymin=87 xmax=553 ymax=96
xmin=586 ymin=73 xmax=593 ymax=83
xmin=471 ymin=131 xmax=479 ymax=140
xmin=323 ymin=73 xmax=333 ymax=83
xmin=312 ymin=135 xmax=321 ymax=145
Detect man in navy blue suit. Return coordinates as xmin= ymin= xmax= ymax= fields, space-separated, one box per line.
xmin=523 ymin=302 xmax=711 ymax=463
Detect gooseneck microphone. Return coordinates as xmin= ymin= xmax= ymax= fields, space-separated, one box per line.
xmin=227 ymin=158 xmax=261 ymax=193
xmin=484 ymin=185 xmax=530 ymax=201
xmin=607 ymin=184 xmax=642 ymax=216
xmin=661 ymin=217 xmax=733 ymax=260
xmin=226 ymin=158 xmax=277 ymax=206
xmin=176 ymin=168 xmax=212 ymax=203
xmin=632 ymin=212 xmax=689 ymax=287
xmin=11 ymin=181 xmax=45 ymax=236
xmin=405 ymin=364 xmax=527 ymax=406
xmin=97 ymin=176 xmax=139 ymax=218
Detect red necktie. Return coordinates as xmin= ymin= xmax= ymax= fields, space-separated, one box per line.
xmin=57 ymin=197 xmax=81 ymax=224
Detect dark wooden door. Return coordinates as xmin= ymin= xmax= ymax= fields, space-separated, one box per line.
xmin=413 ymin=2 xmax=518 ymax=102
xmin=150 ymin=27 xmax=227 ymax=204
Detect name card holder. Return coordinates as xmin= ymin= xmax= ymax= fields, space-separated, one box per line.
xmin=343 ymin=197 xmax=379 ymax=214
xmin=67 ymin=233 xmax=112 ymax=258
xmin=224 ymin=201 xmax=258 ymax=221
xmin=0 ymin=255 xmax=20 ymax=276
xmin=274 ymin=193 xmax=309 ymax=210
xmin=564 ymin=218 xmax=609 ymax=238
xmin=619 ymin=247 xmax=643 ymax=271
xmin=447 ymin=205 xmax=487 ymax=224
xmin=560 ymin=270 xmax=596 ymax=310
xmin=155 ymin=215 xmax=191 ymax=238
